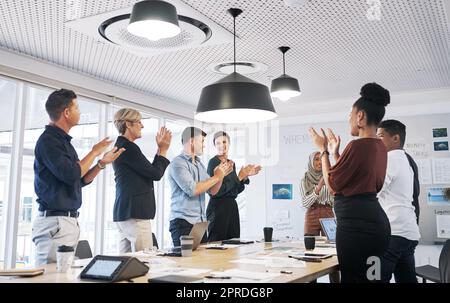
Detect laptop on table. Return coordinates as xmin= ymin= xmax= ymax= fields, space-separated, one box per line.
xmin=319 ymin=218 xmax=337 ymax=244
xmin=160 ymin=221 xmax=208 ymax=256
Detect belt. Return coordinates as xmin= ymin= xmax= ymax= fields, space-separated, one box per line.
xmin=38 ymin=210 xmax=79 ymax=218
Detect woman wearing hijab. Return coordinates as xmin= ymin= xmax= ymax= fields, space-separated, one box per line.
xmin=300 ymin=152 xmax=334 ymax=236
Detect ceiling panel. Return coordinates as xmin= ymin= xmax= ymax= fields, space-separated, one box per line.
xmin=0 ymin=0 xmax=449 ymax=116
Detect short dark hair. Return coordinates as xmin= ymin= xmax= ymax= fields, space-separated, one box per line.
xmin=45 ymin=89 xmax=77 ymax=121
xmin=213 ymin=131 xmax=230 ymax=145
xmin=378 ymin=119 xmax=406 ymax=148
xmin=181 ymin=127 xmax=207 ymax=144
xmin=353 ymin=83 xmax=390 ymax=126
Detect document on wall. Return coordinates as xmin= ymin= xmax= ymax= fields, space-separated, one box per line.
xmin=415 ymin=158 xmax=433 ymax=185
xmin=436 ymin=215 xmax=450 ymax=239
xmin=432 ymin=158 xmax=450 ymax=184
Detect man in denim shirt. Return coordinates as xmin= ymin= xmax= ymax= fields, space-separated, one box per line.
xmin=168 ymin=127 xmax=232 ymax=246
xmin=32 ymin=89 xmax=125 ymax=265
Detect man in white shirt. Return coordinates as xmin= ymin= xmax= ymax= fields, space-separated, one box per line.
xmin=377 ymin=120 xmax=421 ymax=283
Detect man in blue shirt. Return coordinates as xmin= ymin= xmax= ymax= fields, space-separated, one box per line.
xmin=168 ymin=127 xmax=232 ymax=246
xmin=32 ymin=89 xmax=125 ymax=266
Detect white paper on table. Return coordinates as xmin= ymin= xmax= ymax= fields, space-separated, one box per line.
xmin=230 ymin=257 xmax=305 ymax=268
xmin=149 ymin=267 xmax=210 ymax=277
xmin=416 ymin=158 xmax=433 ymax=184
xmin=122 ymin=250 xmax=158 ymax=259
xmin=146 ymin=257 xmax=177 ymax=266
xmin=229 ymin=258 xmax=267 ymax=266
xmin=432 ymin=158 xmax=450 ymax=184
xmin=208 ymin=269 xmax=281 ymax=282
xmin=311 ymin=247 xmax=337 ymax=255
xmin=436 ymin=215 xmax=450 ymax=239
xmin=262 ymin=257 xmax=305 ymax=268
xmin=203 ymin=243 xmax=242 ymax=249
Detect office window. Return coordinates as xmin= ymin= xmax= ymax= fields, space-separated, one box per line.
xmin=16 ymin=85 xmax=49 ymax=267
xmin=0 ymin=77 xmax=17 ymax=269
xmin=72 ymin=97 xmax=101 ymax=253
xmin=162 ymin=120 xmax=188 ymax=248
xmin=103 ymin=106 xmax=159 ymax=254
xmin=17 ymin=87 xmax=100 ymax=266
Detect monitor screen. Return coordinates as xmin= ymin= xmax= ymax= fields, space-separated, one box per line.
xmin=320 ymin=218 xmax=336 ymax=242
xmin=85 ymin=259 xmax=122 ymax=278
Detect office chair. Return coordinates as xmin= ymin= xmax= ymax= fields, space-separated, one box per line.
xmin=74 ymin=240 xmax=93 ymax=259
xmin=415 ymin=239 xmax=450 ymax=283
xmin=152 ymin=233 xmax=159 ymax=249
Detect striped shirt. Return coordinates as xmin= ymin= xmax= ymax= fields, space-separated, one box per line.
xmin=300 ymin=178 xmax=334 ymax=208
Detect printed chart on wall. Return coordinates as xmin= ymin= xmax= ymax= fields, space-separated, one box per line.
xmin=415 ymin=158 xmax=432 ymax=184
xmin=436 ymin=214 xmax=450 ymax=239
xmin=432 ymin=158 xmax=450 ymax=184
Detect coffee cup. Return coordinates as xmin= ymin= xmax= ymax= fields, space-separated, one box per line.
xmin=304 ymin=236 xmax=316 ymax=250
xmin=180 ymin=235 xmax=194 ymax=257
xmin=263 ymin=227 xmax=273 ymax=242
xmin=57 ymin=245 xmax=75 ymax=273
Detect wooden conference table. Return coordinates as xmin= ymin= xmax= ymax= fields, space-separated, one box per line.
xmin=3 ymin=241 xmax=339 ymax=283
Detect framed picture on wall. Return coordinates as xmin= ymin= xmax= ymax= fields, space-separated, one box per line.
xmin=434 ymin=141 xmax=449 ymax=151
xmin=272 ymin=184 xmax=293 ymax=200
xmin=432 ymin=128 xmax=448 ymax=138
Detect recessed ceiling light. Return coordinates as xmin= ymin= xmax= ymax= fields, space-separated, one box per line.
xmin=207 ymin=61 xmax=268 ymax=75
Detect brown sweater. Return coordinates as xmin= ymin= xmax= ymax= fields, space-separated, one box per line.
xmin=329 ymin=138 xmax=387 ymax=197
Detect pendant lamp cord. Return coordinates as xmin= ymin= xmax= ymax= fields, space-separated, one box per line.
xmin=283 ymin=52 xmax=286 ymax=75
xmin=233 ymin=14 xmax=236 ymax=73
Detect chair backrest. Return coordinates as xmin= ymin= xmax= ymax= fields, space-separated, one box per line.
xmin=439 ymin=239 xmax=450 ymax=283
xmin=152 ymin=233 xmax=159 ymax=249
xmin=75 ymin=240 xmax=93 ymax=259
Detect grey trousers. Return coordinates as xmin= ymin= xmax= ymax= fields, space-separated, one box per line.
xmin=116 ymin=219 xmax=153 ymax=253
xmin=31 ymin=215 xmax=80 ymax=266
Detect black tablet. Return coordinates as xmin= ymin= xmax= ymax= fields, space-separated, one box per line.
xmin=80 ymin=255 xmax=148 ymax=282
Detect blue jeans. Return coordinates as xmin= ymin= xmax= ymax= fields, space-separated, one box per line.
xmin=169 ymin=218 xmax=207 ymax=247
xmin=381 ymin=235 xmax=418 ymax=283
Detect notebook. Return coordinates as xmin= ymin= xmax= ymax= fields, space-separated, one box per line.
xmin=0 ymin=267 xmax=45 ymax=277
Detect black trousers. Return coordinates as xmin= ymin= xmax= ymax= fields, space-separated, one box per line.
xmin=169 ymin=218 xmax=207 ymax=247
xmin=381 ymin=235 xmax=418 ymax=283
xmin=334 ymin=194 xmax=391 ymax=283
xmin=206 ymin=197 xmax=240 ymax=242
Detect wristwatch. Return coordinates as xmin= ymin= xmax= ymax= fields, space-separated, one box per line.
xmin=320 ymin=150 xmax=330 ymax=158
xmin=97 ymin=160 xmax=106 ymax=169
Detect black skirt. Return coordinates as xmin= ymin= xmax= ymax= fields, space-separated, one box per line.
xmin=206 ymin=197 xmax=240 ymax=242
xmin=334 ymin=193 xmax=391 ymax=283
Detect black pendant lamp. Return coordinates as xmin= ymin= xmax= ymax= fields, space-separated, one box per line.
xmin=270 ymin=46 xmax=301 ymax=101
xmin=127 ymin=0 xmax=181 ymax=41
xmin=195 ymin=8 xmax=277 ymax=124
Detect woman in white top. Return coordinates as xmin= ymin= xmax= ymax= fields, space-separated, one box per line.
xmin=300 ymin=152 xmax=334 ymax=236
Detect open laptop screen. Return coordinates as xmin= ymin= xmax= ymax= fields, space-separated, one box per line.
xmin=319 ymin=218 xmax=337 ymax=242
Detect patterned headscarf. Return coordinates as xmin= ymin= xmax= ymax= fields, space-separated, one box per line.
xmin=302 ymin=152 xmax=323 ymax=194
